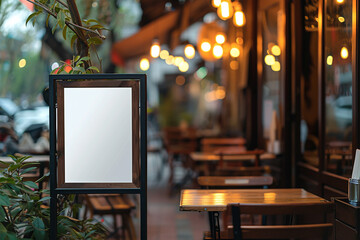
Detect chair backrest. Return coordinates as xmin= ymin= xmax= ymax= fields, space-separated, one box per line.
xmin=163 ymin=127 xmax=198 ymax=154
xmin=229 ymin=201 xmax=334 ymax=239
xmin=197 ymin=176 xmax=273 ymax=189
xmin=201 ymin=137 xmax=246 ymax=153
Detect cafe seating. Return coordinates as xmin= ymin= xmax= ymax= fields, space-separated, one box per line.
xmin=201 ymin=137 xmax=246 ymax=153
xmin=163 ymin=127 xmax=198 ymax=191
xmin=197 ymin=176 xmax=273 ymax=189
xmin=204 ymin=201 xmax=334 ymax=240
xmin=84 ymin=194 xmax=136 ymax=240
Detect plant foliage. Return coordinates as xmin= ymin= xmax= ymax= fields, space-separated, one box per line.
xmin=0 ymin=155 xmax=107 ymax=239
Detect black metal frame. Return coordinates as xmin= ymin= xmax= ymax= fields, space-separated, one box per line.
xmin=49 ymin=74 xmax=147 ymax=239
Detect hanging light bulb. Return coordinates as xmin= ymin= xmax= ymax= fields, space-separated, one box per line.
xmin=264 ymin=54 xmax=275 ymax=65
xmin=233 ymin=10 xmax=245 ymax=27
xmin=201 ymin=41 xmax=211 ymax=52
xmin=217 ymin=0 xmax=233 ymax=20
xmin=139 ymin=58 xmax=150 ymax=71
xmin=160 ymin=50 xmax=169 ymax=59
xmin=271 ymin=45 xmax=281 ymax=56
xmin=212 ymin=0 xmax=221 ymax=8
xmin=336 ymin=0 xmax=344 ymax=4
xmin=184 ymin=44 xmax=195 ymax=59
xmin=327 ymin=55 xmax=333 ymax=65
xmin=230 ymin=44 xmax=240 ymax=58
xmin=340 ymin=46 xmax=349 ymax=59
xmin=150 ymin=40 xmax=161 ymax=58
xmin=215 ymin=33 xmax=226 ymax=44
xmin=213 ymin=44 xmax=223 ymax=59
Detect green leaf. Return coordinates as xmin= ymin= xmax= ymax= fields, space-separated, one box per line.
xmin=57 ymin=10 xmax=65 ymax=29
xmin=74 ymin=56 xmax=80 ymax=62
xmin=87 ymin=37 xmax=102 ymax=46
xmin=62 ymin=25 xmax=68 ymax=40
xmin=0 ymin=194 xmax=10 ymax=206
xmin=0 ymin=207 xmax=5 ymax=222
xmin=39 ymin=196 xmax=51 ymax=202
xmin=87 ymin=66 xmax=100 ymax=73
xmin=32 ymin=217 xmax=46 ymax=240
xmin=6 ymin=233 xmax=17 ymax=240
xmin=70 ymin=34 xmax=77 ymax=48
xmin=24 ymin=181 xmax=38 ymax=189
xmin=52 ymin=22 xmax=58 ymax=34
xmin=26 ymin=12 xmax=39 ymax=26
xmin=20 ymin=167 xmax=38 ymax=175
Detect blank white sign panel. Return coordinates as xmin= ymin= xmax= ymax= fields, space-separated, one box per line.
xmin=64 ymin=87 xmax=132 ymax=183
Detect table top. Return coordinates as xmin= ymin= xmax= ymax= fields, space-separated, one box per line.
xmin=190 ymin=152 xmax=276 ymax=162
xmin=0 ymin=155 xmax=49 ymax=163
xmin=179 ymin=188 xmax=328 ymax=212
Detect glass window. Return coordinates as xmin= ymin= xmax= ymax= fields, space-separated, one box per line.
xmin=324 ymin=0 xmax=352 ymax=176
xmin=301 ymin=0 xmax=319 ymax=167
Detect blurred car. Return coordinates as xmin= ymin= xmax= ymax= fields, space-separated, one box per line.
xmin=0 ymin=98 xmax=19 ymax=122
xmin=14 ymin=106 xmax=49 ymax=136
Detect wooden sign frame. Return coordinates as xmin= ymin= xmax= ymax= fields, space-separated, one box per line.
xmin=56 ymin=80 xmax=140 ymax=189
xmin=49 ymin=74 xmax=147 ymax=240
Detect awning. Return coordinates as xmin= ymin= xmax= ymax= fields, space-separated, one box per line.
xmin=111 ymin=0 xmax=213 ymax=66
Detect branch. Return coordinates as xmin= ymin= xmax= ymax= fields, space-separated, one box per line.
xmin=25 ymin=0 xmax=106 ymax=40
xmin=55 ymin=0 xmax=68 ymax=8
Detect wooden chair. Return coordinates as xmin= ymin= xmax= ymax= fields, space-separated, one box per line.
xmin=197 ymin=176 xmax=273 ymax=189
xmin=201 ymin=137 xmax=246 ymax=153
xmin=163 ymin=127 xmax=198 ymax=190
xmin=205 ymin=201 xmax=334 ymax=240
xmin=84 ymin=194 xmax=136 ymax=240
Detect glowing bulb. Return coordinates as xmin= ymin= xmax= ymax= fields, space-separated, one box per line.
xmin=271 ymin=45 xmax=281 ymax=56
xmin=217 ymin=0 xmax=233 ymax=20
xmin=271 ymin=61 xmax=281 ymax=71
xmin=338 ymin=16 xmax=345 ymax=23
xmin=184 ymin=44 xmax=195 ymax=59
xmin=19 ymin=59 xmax=26 ymax=68
xmin=201 ymin=41 xmax=211 ymax=52
xmin=336 ymin=0 xmax=344 ymax=3
xmin=212 ymin=0 xmax=221 ymax=8
xmin=264 ymin=55 xmax=275 ymax=65
xmin=174 ymin=56 xmax=184 ymax=66
xmin=213 ymin=44 xmax=223 ymax=59
xmin=327 ymin=55 xmax=333 ymax=65
xmin=340 ymin=46 xmax=349 ymax=59
xmin=166 ymin=55 xmax=174 ymax=65
xmin=215 ymin=33 xmax=226 ymax=44
xmin=150 ymin=41 xmax=160 ymax=58
xmin=233 ymin=10 xmax=245 ymax=27
xmin=139 ymin=58 xmax=150 ymax=71
xmin=215 ymin=86 xmax=226 ymax=99
xmin=160 ymin=50 xmax=169 ymax=59
xmin=179 ymin=61 xmax=189 ymax=72
xmin=230 ymin=45 xmax=240 ymax=58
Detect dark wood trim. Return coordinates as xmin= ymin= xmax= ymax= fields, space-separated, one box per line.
xmin=321 ymin=171 xmax=349 ymax=193
xmin=352 ymin=0 xmax=359 ymax=154
xmin=281 ymin=0 xmax=292 ymax=187
xmin=56 ymin=79 xmax=140 ymax=189
xmin=292 ymin=0 xmax=303 ymax=187
xmin=318 ymin=0 xmax=325 ymax=178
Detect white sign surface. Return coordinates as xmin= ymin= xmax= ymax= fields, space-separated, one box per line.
xmin=64 ymin=87 xmax=133 ymax=183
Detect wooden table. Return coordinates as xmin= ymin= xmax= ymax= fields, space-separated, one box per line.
xmin=179 ymin=188 xmax=329 ymax=238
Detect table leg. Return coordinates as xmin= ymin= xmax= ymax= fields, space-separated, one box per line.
xmin=208 ymin=211 xmax=221 ymax=239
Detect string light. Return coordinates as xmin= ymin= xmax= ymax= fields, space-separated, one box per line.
xmin=213 ymin=44 xmax=223 ymax=59
xmin=19 ymin=59 xmax=26 ymax=68
xmin=139 ymin=58 xmax=150 ymax=71
xmin=327 ymin=55 xmax=333 ymax=65
xmin=179 ymin=61 xmax=189 ymax=72
xmin=212 ymin=0 xmax=221 ymax=8
xmin=184 ymin=44 xmax=195 ymax=59
xmin=217 ymin=0 xmax=233 ymax=20
xmin=201 ymin=41 xmax=211 ymax=52
xmin=271 ymin=61 xmax=281 ymax=71
xmin=271 ymin=45 xmax=281 ymax=56
xmin=230 ymin=44 xmax=240 ymax=58
xmin=160 ymin=50 xmax=169 ymax=59
xmin=264 ymin=55 xmax=275 ymax=65
xmin=340 ymin=46 xmax=349 ymax=59
xmin=150 ymin=40 xmax=161 ymax=58
xmin=215 ymin=33 xmax=226 ymax=44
